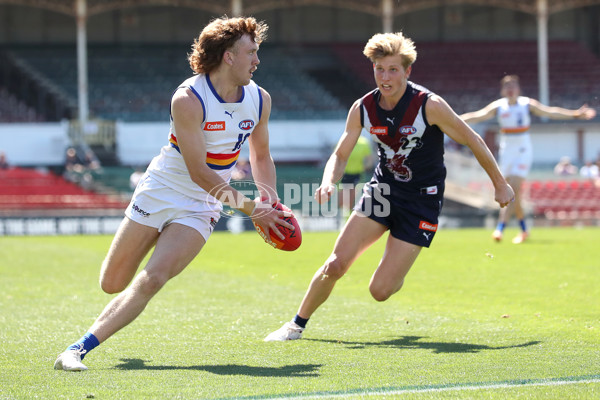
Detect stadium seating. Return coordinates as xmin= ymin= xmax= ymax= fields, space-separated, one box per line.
xmin=3 ymin=40 xmax=599 ymax=122
xmin=0 ymin=167 xmax=129 ymax=213
xmin=525 ymin=179 xmax=600 ymax=225
xmin=0 ymin=87 xmax=44 ymax=122
xmin=6 ymin=44 xmax=347 ymax=122
xmin=331 ymin=40 xmax=600 ymax=114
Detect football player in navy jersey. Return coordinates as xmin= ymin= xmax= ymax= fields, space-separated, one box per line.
xmin=265 ymin=32 xmax=514 ymax=341
xmin=54 ymin=16 xmax=293 ymax=371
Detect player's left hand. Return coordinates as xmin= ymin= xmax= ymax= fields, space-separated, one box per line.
xmin=495 ymin=183 xmax=515 ymax=208
xmin=575 ymin=104 xmax=596 ymax=120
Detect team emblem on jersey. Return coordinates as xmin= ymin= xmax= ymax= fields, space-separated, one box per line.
xmin=386 ymin=153 xmax=412 ymax=182
xmin=239 ymin=120 xmax=255 ymax=130
xmin=399 ymin=125 xmax=417 ymax=135
xmin=370 ymin=126 xmax=388 ymax=136
xmin=204 ymin=121 xmax=226 ymax=131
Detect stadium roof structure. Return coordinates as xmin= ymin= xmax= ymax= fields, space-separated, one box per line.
xmin=3 ymin=0 xmax=599 ymax=123
xmin=1 ymin=0 xmax=600 ymax=17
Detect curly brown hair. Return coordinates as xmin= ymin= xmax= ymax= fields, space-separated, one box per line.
xmin=188 ymin=16 xmax=268 ymax=75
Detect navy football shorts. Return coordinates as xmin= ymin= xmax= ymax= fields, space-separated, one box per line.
xmin=355 ymin=186 xmax=443 ymax=248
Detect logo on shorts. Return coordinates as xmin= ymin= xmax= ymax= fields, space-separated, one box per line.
xmin=204 ymin=121 xmax=225 ymax=131
xmin=210 ymin=217 xmax=218 ymax=229
xmin=132 ymin=203 xmax=150 ymax=218
xmin=370 ymin=126 xmax=388 ymax=136
xmin=419 ymin=221 xmax=437 ymax=232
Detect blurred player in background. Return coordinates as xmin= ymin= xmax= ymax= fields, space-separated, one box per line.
xmin=461 ymin=75 xmax=596 ymax=244
xmin=54 ymin=16 xmax=293 ymax=371
xmin=265 ymin=32 xmax=514 ymax=341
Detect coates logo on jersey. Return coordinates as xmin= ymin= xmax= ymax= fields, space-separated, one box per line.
xmin=370 ymin=126 xmax=388 ymax=136
xmin=419 ymin=221 xmax=438 ymax=232
xmin=204 ymin=121 xmax=225 ymax=131
xmin=239 ymin=120 xmax=255 ymax=130
xmin=399 ymin=125 xmax=417 ymax=135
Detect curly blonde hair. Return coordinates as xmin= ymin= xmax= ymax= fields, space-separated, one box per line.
xmin=188 ymin=16 xmax=268 ymax=75
xmin=363 ymin=32 xmax=417 ymax=69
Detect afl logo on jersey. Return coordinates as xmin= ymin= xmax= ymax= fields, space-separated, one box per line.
xmin=205 ymin=121 xmax=225 ymax=131
xmin=399 ymin=125 xmax=417 ymax=135
xmin=239 ymin=120 xmax=255 ymax=130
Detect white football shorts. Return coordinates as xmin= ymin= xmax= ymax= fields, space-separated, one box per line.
xmin=498 ymin=133 xmax=533 ymax=178
xmin=125 ymin=173 xmax=222 ymax=241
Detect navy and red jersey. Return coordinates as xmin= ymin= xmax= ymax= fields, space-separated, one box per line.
xmin=360 ymin=81 xmax=446 ymax=200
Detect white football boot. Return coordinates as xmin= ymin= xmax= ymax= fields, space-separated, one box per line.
xmin=54 ymin=345 xmax=88 ymax=371
xmin=264 ymin=321 xmax=304 ymax=341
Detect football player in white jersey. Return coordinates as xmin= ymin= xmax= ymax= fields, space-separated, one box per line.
xmin=461 ymin=75 xmax=596 ymax=244
xmin=54 ymin=16 xmax=293 ymax=371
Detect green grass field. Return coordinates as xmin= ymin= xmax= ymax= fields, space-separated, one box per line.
xmin=1 ymin=227 xmax=599 ymax=399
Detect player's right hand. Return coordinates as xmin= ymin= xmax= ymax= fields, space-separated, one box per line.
xmin=250 ymin=198 xmax=294 ymax=240
xmin=314 ymin=184 xmax=336 ymax=204
xmin=495 ymin=183 xmax=515 ymax=208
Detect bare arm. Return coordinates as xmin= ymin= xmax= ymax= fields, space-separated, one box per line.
xmin=529 ymin=99 xmax=597 ymax=120
xmin=171 ymin=87 xmax=292 ymax=236
xmin=460 ymin=100 xmax=500 ymax=125
xmin=314 ymin=100 xmax=363 ymax=204
xmin=427 ymin=95 xmax=514 ymax=207
xmin=248 ymin=88 xmax=279 ymax=203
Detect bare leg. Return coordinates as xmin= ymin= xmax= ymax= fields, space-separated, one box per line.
xmin=507 ymin=175 xmax=525 ymax=221
xmin=297 ymin=212 xmax=387 ymax=319
xmin=368 ymin=235 xmax=421 ymax=302
xmin=99 ymin=217 xmax=159 ymax=294
xmin=89 ymin=223 xmax=206 ymax=343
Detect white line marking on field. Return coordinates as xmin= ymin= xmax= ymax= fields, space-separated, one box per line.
xmin=264 ymin=377 xmax=600 ymax=400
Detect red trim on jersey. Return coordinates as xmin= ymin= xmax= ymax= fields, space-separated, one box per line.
xmin=362 ymin=92 xmax=382 ymax=127
xmin=399 ymin=91 xmax=427 ymax=128
xmin=377 ymin=91 xmax=427 ymax=152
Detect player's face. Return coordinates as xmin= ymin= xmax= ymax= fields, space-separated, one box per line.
xmin=501 ymin=81 xmax=520 ymax=100
xmin=228 ymin=34 xmax=260 ymax=86
xmin=373 ymin=55 xmax=411 ymax=99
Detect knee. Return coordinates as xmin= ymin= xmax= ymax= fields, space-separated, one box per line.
xmin=133 ymin=270 xmax=168 ymax=297
xmin=322 ymin=256 xmax=350 ymax=281
xmin=99 ymin=272 xmax=128 ymax=294
xmin=100 ymin=279 xmax=126 ymax=295
xmin=369 ymin=279 xmax=403 ymax=302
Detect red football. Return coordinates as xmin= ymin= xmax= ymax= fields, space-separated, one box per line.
xmin=253 ymin=202 xmax=302 ymax=251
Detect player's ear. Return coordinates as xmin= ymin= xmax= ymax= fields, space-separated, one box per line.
xmin=405 ymin=65 xmax=412 ymax=79
xmin=224 ymin=50 xmax=234 ymax=66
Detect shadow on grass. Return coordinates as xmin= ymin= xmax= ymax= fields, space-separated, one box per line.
xmin=306 ymin=336 xmax=541 ymax=354
xmin=114 ymin=359 xmax=322 ymax=376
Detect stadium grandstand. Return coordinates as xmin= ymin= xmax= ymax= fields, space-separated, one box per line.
xmin=1 ymin=0 xmax=600 ymax=234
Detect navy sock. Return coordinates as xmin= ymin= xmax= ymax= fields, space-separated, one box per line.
xmin=519 ymin=219 xmax=527 ymax=232
xmin=496 ymin=222 xmax=506 ymax=232
xmin=67 ymin=332 xmax=99 ymax=360
xmin=293 ymin=315 xmax=309 ymax=329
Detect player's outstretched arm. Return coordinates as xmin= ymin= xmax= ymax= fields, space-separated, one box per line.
xmin=459 ymin=100 xmax=500 ymax=125
xmin=529 ymin=99 xmax=597 ymax=120
xmin=427 ymin=95 xmax=514 ymax=208
xmin=315 ymin=100 xmax=363 ymax=204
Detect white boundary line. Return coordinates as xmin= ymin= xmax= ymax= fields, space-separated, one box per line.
xmin=264 ymin=377 xmax=600 ymax=400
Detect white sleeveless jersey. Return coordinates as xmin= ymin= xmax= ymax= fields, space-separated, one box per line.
xmin=146 ymin=74 xmax=262 ymax=203
xmin=496 ymin=96 xmax=531 ymax=134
